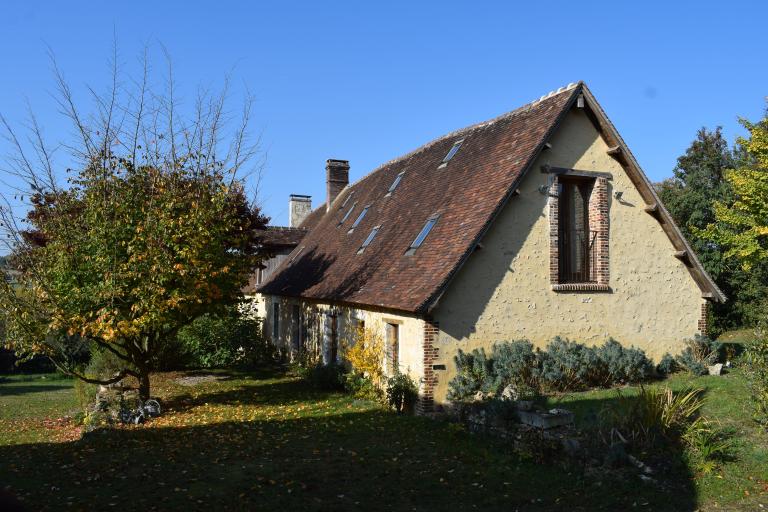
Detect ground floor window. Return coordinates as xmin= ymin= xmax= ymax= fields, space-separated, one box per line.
xmin=291 ymin=304 xmax=302 ymax=353
xmin=386 ymin=322 xmax=400 ymax=375
xmin=272 ymin=303 xmax=280 ymax=339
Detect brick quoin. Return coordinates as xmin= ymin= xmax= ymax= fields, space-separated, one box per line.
xmin=416 ymin=319 xmax=439 ymax=415
xmin=698 ymin=302 xmax=710 ymax=336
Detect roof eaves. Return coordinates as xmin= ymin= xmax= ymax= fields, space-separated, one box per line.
xmin=579 ymin=85 xmax=726 ymax=303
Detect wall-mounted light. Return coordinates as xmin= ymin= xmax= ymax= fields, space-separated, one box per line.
xmin=614 ymin=191 xmax=624 ymax=200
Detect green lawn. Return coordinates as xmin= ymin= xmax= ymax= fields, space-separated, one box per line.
xmin=0 ymin=366 xmax=766 ymax=511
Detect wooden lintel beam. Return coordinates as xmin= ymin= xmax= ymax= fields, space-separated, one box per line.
xmin=539 ymin=165 xmax=613 ymax=180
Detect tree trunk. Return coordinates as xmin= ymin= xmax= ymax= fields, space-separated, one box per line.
xmin=138 ymin=370 xmax=151 ymax=401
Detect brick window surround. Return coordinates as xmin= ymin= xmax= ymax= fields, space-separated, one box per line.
xmin=549 ymin=175 xmax=610 ymax=291
xmin=416 ymin=319 xmax=439 ymax=415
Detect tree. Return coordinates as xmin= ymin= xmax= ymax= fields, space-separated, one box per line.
xmin=700 ymin=112 xmax=768 ymax=270
xmin=0 ymin=48 xmax=268 ymax=399
xmin=658 ymin=126 xmax=768 ymax=330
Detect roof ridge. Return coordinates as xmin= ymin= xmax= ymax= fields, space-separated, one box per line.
xmin=348 ymin=82 xmax=581 ymax=188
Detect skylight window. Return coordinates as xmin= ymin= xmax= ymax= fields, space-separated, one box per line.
xmin=439 ymin=139 xmax=464 ymax=167
xmin=406 ymin=215 xmax=439 ymax=255
xmin=357 ymin=225 xmax=381 ymax=254
xmin=340 ymin=190 xmax=354 ymax=209
xmin=290 ymin=246 xmax=305 ymax=263
xmin=339 ymin=201 xmax=357 ymax=226
xmin=348 ymin=205 xmax=370 ymax=232
xmin=386 ymin=171 xmax=405 ymax=195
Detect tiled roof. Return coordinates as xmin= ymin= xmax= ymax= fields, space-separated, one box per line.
xmin=258 ymin=84 xmax=580 ymax=312
xmin=258 ymin=226 xmax=307 ymax=247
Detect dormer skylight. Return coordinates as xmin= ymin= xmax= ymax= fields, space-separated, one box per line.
xmin=406 ymin=215 xmax=439 ymax=255
xmin=357 ymin=225 xmax=381 ymax=254
xmin=439 ymin=139 xmax=464 ymax=168
xmin=340 ymin=190 xmax=354 ymax=209
xmin=339 ymin=201 xmax=357 ymax=226
xmin=290 ymin=245 xmax=305 ymax=263
xmin=348 ymin=205 xmax=370 ymax=233
xmin=386 ymin=171 xmax=405 ymax=195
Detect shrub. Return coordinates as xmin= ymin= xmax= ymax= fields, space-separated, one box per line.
xmin=303 ymin=363 xmax=346 ymax=391
xmin=386 ymin=373 xmax=418 ymax=414
xmin=657 ymin=353 xmax=679 ymax=376
xmin=676 ymin=335 xmax=722 ymax=376
xmin=342 ymin=326 xmax=385 ymax=387
xmin=87 ymin=347 xmax=136 ymax=380
xmin=488 ymin=340 xmax=541 ymax=395
xmin=742 ymin=333 xmax=768 ymax=425
xmin=447 ymin=348 xmax=494 ymax=401
xmin=176 ymin=310 xmax=270 ymax=369
xmin=343 ymin=372 xmax=383 ymax=401
xmin=539 ymin=337 xmax=606 ymax=391
xmin=596 ymin=339 xmax=654 ymax=384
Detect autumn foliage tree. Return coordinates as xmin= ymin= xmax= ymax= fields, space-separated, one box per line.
xmin=700 ymin=111 xmax=768 ymax=271
xmin=0 ymin=48 xmax=268 ymax=399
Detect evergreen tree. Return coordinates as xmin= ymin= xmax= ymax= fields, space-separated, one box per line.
xmin=658 ymin=127 xmax=768 ymax=331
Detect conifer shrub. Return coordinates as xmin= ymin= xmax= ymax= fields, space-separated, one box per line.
xmin=448 ymin=337 xmax=659 ymax=400
xmin=539 ymin=337 xmax=606 ymax=391
xmin=447 ymin=348 xmax=494 ymax=401
xmin=487 ymin=340 xmax=541 ymax=395
xmin=656 ymin=353 xmax=679 ymax=376
xmin=597 ymin=339 xmax=654 ymax=384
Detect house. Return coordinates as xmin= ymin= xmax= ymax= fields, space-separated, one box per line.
xmin=257 ymin=82 xmax=725 ymax=413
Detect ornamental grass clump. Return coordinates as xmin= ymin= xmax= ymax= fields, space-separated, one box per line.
xmin=676 ymin=335 xmax=722 ymax=376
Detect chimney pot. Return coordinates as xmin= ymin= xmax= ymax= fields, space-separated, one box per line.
xmin=288 ymin=194 xmax=312 ymax=227
xmin=326 ymin=159 xmax=350 ymax=211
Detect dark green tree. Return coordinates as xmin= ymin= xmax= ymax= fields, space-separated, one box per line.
xmin=658 ymin=127 xmax=768 ymax=331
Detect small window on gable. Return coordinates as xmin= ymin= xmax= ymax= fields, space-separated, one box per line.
xmin=386 ymin=171 xmax=405 ymax=195
xmin=348 ymin=205 xmax=370 ymax=233
xmin=357 ymin=225 xmax=381 ymax=254
xmin=406 ymin=215 xmax=439 ymax=255
xmin=439 ymin=139 xmax=464 ymax=167
xmin=339 ymin=201 xmax=357 ymax=226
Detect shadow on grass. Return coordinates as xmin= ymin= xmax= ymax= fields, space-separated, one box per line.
xmin=0 ymin=376 xmax=702 ymax=512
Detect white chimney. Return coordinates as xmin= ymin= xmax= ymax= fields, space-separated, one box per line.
xmin=289 ymin=194 xmax=312 ymax=227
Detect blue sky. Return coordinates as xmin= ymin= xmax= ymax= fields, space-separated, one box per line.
xmin=1 ymin=1 xmax=766 ymax=226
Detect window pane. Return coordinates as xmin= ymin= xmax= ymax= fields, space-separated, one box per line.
xmin=410 ymin=217 xmax=438 ymax=249
xmin=388 ymin=172 xmax=404 ymax=193
xmin=442 ymin=140 xmax=463 ymax=163
xmin=340 ymin=202 xmax=357 ymax=224
xmin=358 ymin=226 xmax=380 ymax=253
xmin=558 ymin=179 xmax=594 ymax=282
xmin=350 ymin=206 xmax=369 ymax=229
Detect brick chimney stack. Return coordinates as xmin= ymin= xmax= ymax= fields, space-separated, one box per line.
xmin=326 ymin=159 xmax=350 ymax=211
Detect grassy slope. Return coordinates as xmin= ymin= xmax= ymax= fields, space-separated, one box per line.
xmin=0 ymin=365 xmax=765 ymax=511
xmin=545 ymin=370 xmax=768 ymax=509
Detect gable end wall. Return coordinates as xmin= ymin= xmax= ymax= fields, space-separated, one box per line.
xmin=430 ymin=107 xmax=705 ymax=404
